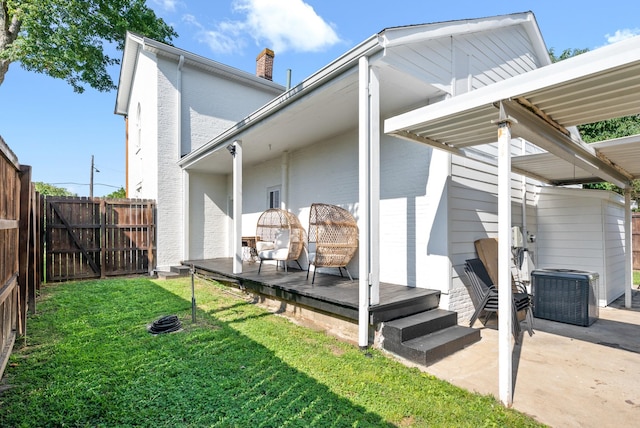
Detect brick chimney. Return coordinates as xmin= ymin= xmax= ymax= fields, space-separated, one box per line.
xmin=256 ymin=48 xmax=275 ymax=81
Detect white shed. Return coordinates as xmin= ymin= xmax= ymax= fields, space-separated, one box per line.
xmin=535 ymin=186 xmax=626 ymax=306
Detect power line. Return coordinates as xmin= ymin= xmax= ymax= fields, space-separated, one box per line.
xmin=50 ymin=182 xmax=122 ymax=189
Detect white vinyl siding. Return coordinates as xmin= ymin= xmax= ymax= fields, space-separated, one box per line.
xmin=536 ymin=187 xmax=625 ymax=306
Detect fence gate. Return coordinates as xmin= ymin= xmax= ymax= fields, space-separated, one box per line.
xmin=45 ymin=197 xmax=156 ymax=282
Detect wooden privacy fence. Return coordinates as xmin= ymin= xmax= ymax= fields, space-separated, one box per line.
xmin=1 ymin=137 xmax=41 ymax=379
xmin=45 ymin=197 xmax=156 ymax=282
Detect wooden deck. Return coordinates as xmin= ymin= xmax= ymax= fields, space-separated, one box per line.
xmin=183 ymin=258 xmax=440 ymax=323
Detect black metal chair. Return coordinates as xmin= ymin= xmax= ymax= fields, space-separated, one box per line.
xmin=464 ymin=258 xmax=534 ymax=343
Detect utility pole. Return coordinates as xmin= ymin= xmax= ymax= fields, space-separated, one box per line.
xmin=90 ymin=155 xmax=99 ymax=198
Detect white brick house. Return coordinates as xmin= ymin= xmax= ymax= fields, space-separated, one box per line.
xmin=115 ymin=12 xmax=632 ymax=328
xmin=115 ymin=34 xmax=284 ymax=269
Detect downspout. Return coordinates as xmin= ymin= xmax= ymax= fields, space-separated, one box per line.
xmin=358 ymin=56 xmax=381 ymax=349
xmin=358 ymin=56 xmax=371 ymax=349
xmin=177 ymin=55 xmax=188 ymax=261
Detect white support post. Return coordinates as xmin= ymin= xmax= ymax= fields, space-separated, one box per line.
xmin=497 ymin=104 xmax=514 ymax=407
xmin=625 ymin=188 xmax=632 ymax=309
xmin=369 ymin=65 xmax=380 ymax=306
xmin=358 ymin=56 xmax=371 ymax=348
xmin=232 ymin=141 xmax=243 ymax=274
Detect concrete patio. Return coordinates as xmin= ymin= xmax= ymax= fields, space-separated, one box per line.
xmin=420 ymin=289 xmax=640 ymax=427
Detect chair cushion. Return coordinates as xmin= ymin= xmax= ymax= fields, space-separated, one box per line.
xmin=308 ymin=252 xmax=316 ymax=264
xmin=259 ymin=248 xmax=290 ymax=260
xmin=256 ymin=241 xmax=275 ymax=252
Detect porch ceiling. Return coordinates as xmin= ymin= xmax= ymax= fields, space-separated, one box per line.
xmin=181 ymin=50 xmax=444 ymax=175
xmin=384 ymin=35 xmax=640 ymax=188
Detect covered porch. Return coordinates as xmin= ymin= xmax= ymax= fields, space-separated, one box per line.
xmin=183 ymin=258 xmax=440 ymax=326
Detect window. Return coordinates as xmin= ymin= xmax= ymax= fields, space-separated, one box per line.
xmin=268 ymin=186 xmax=281 ymax=209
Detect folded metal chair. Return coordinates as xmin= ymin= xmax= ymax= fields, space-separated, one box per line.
xmin=465 ymin=258 xmax=534 ymax=343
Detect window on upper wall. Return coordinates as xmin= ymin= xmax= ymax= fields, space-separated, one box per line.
xmin=268 ymin=186 xmax=281 ymax=209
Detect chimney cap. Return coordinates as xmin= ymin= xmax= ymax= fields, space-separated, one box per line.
xmin=257 ymin=48 xmax=275 ymax=61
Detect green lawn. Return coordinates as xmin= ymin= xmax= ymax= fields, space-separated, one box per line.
xmin=0 ymin=276 xmax=544 ymax=427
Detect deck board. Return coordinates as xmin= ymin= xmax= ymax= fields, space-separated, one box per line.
xmin=183 ymin=258 xmax=440 ymax=322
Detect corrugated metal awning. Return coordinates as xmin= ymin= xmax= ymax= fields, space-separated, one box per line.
xmin=384 ymin=35 xmax=640 ymax=188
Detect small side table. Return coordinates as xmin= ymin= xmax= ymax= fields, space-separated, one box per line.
xmin=242 ymin=236 xmax=259 ymax=262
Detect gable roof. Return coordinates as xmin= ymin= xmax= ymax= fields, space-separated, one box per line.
xmin=384 ymin=34 xmax=640 ymax=187
xmin=114 ymin=32 xmax=285 ymax=116
xmin=178 ymin=11 xmax=547 ymax=174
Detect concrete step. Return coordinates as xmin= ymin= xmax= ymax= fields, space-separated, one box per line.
xmin=171 ymin=265 xmax=191 ymax=275
xmin=382 ymin=309 xmax=458 ymax=343
xmin=156 ymin=265 xmax=191 ymax=280
xmin=156 ymin=271 xmax=181 ymax=280
xmin=384 ymin=325 xmax=481 ymax=366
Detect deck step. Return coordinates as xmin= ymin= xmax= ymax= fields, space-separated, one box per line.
xmin=382 ymin=309 xmax=481 ymax=366
xmin=370 ymin=290 xmax=440 ymax=323
xmin=382 ymin=309 xmax=457 ymax=342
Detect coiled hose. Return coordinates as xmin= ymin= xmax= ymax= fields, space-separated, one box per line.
xmin=147 ymin=315 xmax=182 ymax=334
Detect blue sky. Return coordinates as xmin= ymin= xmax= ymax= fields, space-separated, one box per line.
xmin=0 ymin=0 xmax=638 ymax=196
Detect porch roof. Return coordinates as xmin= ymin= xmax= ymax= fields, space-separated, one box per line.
xmin=384 ymin=35 xmax=640 ymax=188
xmin=178 ymin=12 xmax=546 ymax=175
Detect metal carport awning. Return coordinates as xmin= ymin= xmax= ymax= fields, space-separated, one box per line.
xmin=384 ymin=34 xmax=640 ymax=407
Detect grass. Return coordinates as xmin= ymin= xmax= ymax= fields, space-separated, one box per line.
xmin=0 ymin=276 xmax=544 ymax=427
xmin=635 ymin=270 xmax=640 ymax=286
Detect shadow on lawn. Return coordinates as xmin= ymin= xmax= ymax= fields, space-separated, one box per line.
xmin=1 ymin=277 xmax=394 ymax=427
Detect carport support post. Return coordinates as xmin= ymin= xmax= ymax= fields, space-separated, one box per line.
xmin=232 ymin=140 xmax=243 ymax=274
xmin=496 ymin=105 xmax=514 ymax=407
xmin=625 ymin=188 xmax=632 ymax=309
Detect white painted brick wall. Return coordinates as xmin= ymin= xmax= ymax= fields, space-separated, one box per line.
xmin=146 ymin=56 xmax=284 ymax=269
xmin=188 ymin=172 xmax=229 ymax=259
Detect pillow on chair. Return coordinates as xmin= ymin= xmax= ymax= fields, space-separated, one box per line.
xmin=256 ymin=241 xmax=275 ymax=252
xmin=274 ymin=229 xmax=290 ymax=250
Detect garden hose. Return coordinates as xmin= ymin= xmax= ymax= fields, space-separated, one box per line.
xmin=147 ymin=315 xmax=182 ymax=334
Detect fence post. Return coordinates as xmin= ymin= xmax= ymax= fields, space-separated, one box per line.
xmin=100 ymin=199 xmax=107 ymax=279
xmin=27 ymin=185 xmax=37 ymax=313
xmin=18 ymin=165 xmax=32 ymax=335
xmin=147 ymin=201 xmax=155 ymax=275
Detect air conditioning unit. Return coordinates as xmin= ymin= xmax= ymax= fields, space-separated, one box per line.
xmin=531 ymin=269 xmax=599 ymax=326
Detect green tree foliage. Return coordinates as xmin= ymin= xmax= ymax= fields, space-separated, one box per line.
xmin=0 ymin=0 xmax=177 ymax=92
xmin=548 ymin=47 xmax=589 ymax=63
xmin=104 ymin=186 xmax=126 ymax=198
xmin=550 ymin=47 xmax=640 ymax=207
xmin=34 ymin=181 xmax=76 ymax=196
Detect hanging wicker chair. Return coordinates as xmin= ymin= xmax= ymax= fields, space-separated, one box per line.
xmin=255 ymin=208 xmax=306 ymax=273
xmin=307 ymin=203 xmax=359 ymax=284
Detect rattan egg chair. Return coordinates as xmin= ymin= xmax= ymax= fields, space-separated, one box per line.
xmin=255 ymin=208 xmax=306 ymax=273
xmin=307 ymin=203 xmax=359 ymax=284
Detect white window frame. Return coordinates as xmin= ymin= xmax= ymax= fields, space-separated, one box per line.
xmin=267 ymin=186 xmax=281 ymax=209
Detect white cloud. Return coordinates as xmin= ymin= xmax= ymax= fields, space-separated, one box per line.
xmin=234 ymin=0 xmax=341 ymax=53
xmin=190 ymin=0 xmax=341 ymax=55
xmin=605 ymin=28 xmax=640 ymax=44
xmin=184 ymin=14 xmax=246 ymax=54
xmin=152 ymin=0 xmax=180 ymax=13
